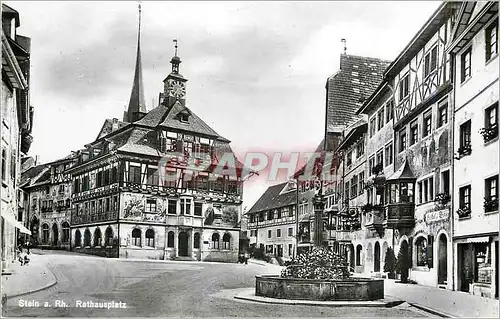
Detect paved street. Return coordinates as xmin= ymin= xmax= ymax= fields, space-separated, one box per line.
xmin=3 ymin=251 xmax=429 ymax=317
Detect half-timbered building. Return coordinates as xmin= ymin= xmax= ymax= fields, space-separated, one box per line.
xmin=354 ymin=77 xmax=397 ymax=278
xmin=246 ymin=181 xmax=298 ymax=260
xmin=385 ymin=2 xmax=460 ymax=288
xmin=67 ymin=11 xmax=246 ymax=262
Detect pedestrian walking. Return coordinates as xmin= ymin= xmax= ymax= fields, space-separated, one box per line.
xmin=244 ymin=252 xmax=249 ymax=265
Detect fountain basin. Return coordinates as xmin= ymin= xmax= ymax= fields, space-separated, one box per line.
xmin=255 ymin=275 xmax=384 ymax=301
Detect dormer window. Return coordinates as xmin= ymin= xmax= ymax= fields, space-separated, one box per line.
xmin=180 ymin=114 xmax=189 ymax=123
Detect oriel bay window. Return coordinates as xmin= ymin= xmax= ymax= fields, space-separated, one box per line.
xmin=386 ymin=161 xmax=416 ymax=205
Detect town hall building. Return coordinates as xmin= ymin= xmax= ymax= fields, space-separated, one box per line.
xmin=67 ymin=7 xmax=247 ymax=262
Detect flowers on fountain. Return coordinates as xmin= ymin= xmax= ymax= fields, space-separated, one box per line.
xmin=281 ymin=247 xmax=351 ymax=280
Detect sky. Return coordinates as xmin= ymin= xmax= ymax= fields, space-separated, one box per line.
xmin=8 ymin=1 xmax=441 ymax=210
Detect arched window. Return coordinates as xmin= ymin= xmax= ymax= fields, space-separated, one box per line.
xmin=356 ymin=245 xmax=362 ymax=266
xmin=42 ymin=224 xmax=49 ymax=244
xmin=75 ymin=230 xmax=82 ymax=247
xmin=105 ymin=227 xmax=113 ymax=246
xmin=132 ymin=228 xmax=142 ymax=246
xmin=211 ymin=233 xmax=220 ymax=249
xmin=94 ymin=227 xmax=102 ymax=247
xmin=167 ymin=231 xmax=174 ymax=248
xmin=62 ymin=222 xmax=70 ymax=243
xmin=145 ymin=229 xmax=155 ymax=247
xmin=222 ymin=233 xmax=231 ymax=250
xmin=84 ymin=229 xmax=91 ymax=247
xmin=193 ymin=232 xmax=201 ymax=249
xmin=415 ymin=237 xmax=428 ymax=266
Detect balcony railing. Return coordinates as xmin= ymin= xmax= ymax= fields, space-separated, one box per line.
xmin=384 ymin=203 xmax=415 ymax=228
xmin=479 ymin=124 xmax=498 ymax=143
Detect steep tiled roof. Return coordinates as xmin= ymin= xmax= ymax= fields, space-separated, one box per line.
xmin=20 ymin=164 xmax=47 ymax=187
xmin=96 ymin=119 xmax=129 ymax=140
xmin=159 ymin=101 xmax=224 ymax=140
xmin=247 ymin=182 xmax=296 ymax=214
xmin=117 ymin=127 xmax=161 ymax=157
xmin=326 ymin=54 xmax=391 ymax=134
xmin=135 ymin=104 xmax=169 ymax=127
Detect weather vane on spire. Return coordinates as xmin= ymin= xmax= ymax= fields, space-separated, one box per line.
xmin=341 ymin=38 xmax=347 ymax=55
xmin=138 ymin=4 xmax=142 ymax=32
xmin=173 ymin=39 xmax=178 ymax=57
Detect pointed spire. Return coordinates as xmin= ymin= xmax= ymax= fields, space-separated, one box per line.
xmin=124 ymin=4 xmax=147 ymax=123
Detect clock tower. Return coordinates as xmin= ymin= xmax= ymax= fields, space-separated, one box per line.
xmin=163 ymin=40 xmax=187 ymax=108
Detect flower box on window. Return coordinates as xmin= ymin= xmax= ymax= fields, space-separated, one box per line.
xmin=457 ymin=206 xmax=471 ymax=218
xmin=484 ymin=196 xmax=499 ymax=212
xmin=435 ymin=193 xmax=451 ymax=205
xmin=479 ymin=124 xmax=498 ymax=143
xmin=457 ymin=143 xmax=472 ymax=157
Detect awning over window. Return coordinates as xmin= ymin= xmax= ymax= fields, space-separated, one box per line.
xmin=1 ymin=210 xmax=31 ymax=235
xmin=466 ymin=236 xmax=490 ymax=244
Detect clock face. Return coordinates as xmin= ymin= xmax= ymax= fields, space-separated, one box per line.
xmin=168 ymin=80 xmax=186 ymax=98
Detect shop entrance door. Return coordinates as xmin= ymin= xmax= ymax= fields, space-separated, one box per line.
xmin=438 ymin=234 xmax=448 ymax=284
